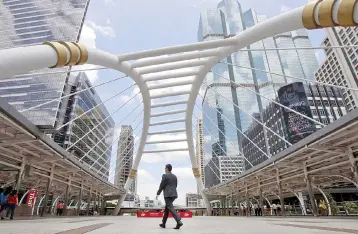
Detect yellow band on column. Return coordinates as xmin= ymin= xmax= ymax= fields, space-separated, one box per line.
xmin=72 ymin=42 xmax=89 ymax=65
xmin=302 ymin=0 xmax=322 ymax=29
xmin=59 ymin=41 xmax=80 ymax=66
xmin=318 ymin=0 xmax=337 ymax=27
xmin=129 ymin=169 xmax=137 ymax=179
xmin=43 ymin=41 xmax=68 ymax=68
xmin=338 ymin=0 xmax=358 ymax=26
xmin=192 ymin=168 xmax=200 ymax=178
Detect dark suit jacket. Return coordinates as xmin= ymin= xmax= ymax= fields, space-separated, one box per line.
xmin=157 ymin=172 xmax=178 ymax=198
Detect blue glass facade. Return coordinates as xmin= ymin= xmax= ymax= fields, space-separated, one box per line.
xmin=199 ymin=0 xmax=319 ymax=181
xmin=0 ymin=0 xmax=90 ymax=127
xmin=54 ymin=72 xmax=114 ymax=179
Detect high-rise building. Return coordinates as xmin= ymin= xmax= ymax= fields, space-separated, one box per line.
xmin=54 ymin=72 xmax=115 ymax=179
xmin=115 ymin=126 xmax=136 ymax=193
xmin=204 ymin=155 xmax=244 ymax=187
xmin=186 ymin=193 xmax=204 ymax=207
xmin=195 ymin=115 xmax=205 ymax=192
xmin=0 ymin=0 xmax=90 ymax=127
xmin=243 ymin=82 xmax=347 ymax=168
xmin=136 ymin=197 xmax=162 ymax=208
xmin=204 ymin=157 xmax=220 ymax=188
xmin=199 ymin=0 xmax=319 ymax=177
xmin=315 ymin=27 xmax=358 ymax=111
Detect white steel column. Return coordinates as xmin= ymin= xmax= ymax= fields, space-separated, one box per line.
xmin=15 ymin=156 xmax=26 ymax=190
xmin=315 ymin=186 xmax=332 ymax=216
xmin=296 ymin=192 xmax=307 ymax=216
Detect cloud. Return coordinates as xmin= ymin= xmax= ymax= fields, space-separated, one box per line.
xmin=191 ymin=0 xmax=218 ymax=9
xmin=280 ymin=4 xmax=292 ymax=13
xmin=106 ymin=18 xmax=111 ymax=25
xmin=138 ymin=169 xmax=156 ymax=182
xmin=104 ymin=0 xmax=116 ymax=6
xmin=77 ymin=24 xmax=100 ymax=83
xmin=86 ymin=20 xmax=116 ymax=39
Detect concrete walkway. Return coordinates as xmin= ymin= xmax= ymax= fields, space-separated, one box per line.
xmin=2 ymin=216 xmax=358 ymax=233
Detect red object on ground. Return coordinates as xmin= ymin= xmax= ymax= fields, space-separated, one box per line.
xmin=137 ymin=211 xmax=192 ymax=218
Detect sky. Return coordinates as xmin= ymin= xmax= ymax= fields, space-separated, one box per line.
xmin=79 ymin=0 xmax=326 ymax=206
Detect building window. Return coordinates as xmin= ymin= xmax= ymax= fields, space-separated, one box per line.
xmin=322 ymin=118 xmax=329 ymax=124
xmin=312 ymin=109 xmax=317 ymax=116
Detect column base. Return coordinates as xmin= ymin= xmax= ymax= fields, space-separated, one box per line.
xmin=113 ymin=194 xmax=126 ymax=216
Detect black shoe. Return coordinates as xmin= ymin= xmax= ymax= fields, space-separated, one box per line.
xmin=174 ymin=221 xmax=183 ymax=230
xmin=159 ymin=223 xmax=166 ymax=228
xmin=1 ymin=217 xmax=4 ymax=220
xmin=10 ymin=217 xmax=13 ymax=220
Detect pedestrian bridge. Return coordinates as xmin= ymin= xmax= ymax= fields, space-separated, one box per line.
xmin=0 ymin=0 xmax=358 ymax=216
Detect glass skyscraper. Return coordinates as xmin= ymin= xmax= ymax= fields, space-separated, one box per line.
xmin=0 ymin=0 xmax=90 ymax=127
xmin=55 ymin=72 xmax=115 ymax=179
xmin=199 ymin=0 xmax=319 ymax=178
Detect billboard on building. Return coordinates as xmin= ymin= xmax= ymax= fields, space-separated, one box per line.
xmin=278 ymin=82 xmax=316 ymax=144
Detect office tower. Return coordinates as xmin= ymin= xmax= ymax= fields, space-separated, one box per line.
xmin=204 ymin=157 xmax=220 ymax=188
xmin=0 ymin=0 xmax=90 ymax=127
xmin=195 ymin=115 xmax=205 ymax=192
xmin=54 ymin=72 xmax=115 ymax=179
xmin=186 ymin=193 xmax=204 ymax=207
xmin=115 ymin=126 xmax=136 ymax=193
xmin=315 ymin=27 xmax=358 ymax=111
xmin=243 ymin=82 xmax=347 ymax=168
xmin=136 ymin=197 xmax=162 ymax=208
xmin=198 ymin=0 xmax=319 ymax=175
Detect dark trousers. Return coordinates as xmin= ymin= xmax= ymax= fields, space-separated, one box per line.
xmin=162 ymin=197 xmax=181 ymax=224
xmin=1 ymin=204 xmax=16 ymax=218
xmin=7 ymin=204 xmax=16 ymax=218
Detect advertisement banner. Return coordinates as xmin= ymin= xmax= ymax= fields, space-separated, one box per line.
xmin=26 ymin=189 xmax=38 ymax=207
xmin=278 ymin=82 xmax=316 ymax=144
xmin=137 ymin=211 xmax=193 ymax=218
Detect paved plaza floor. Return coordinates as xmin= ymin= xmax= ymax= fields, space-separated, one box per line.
xmin=2 ymin=216 xmax=358 ymax=233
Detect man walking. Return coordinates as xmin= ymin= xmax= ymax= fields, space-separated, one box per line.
xmin=156 ymin=164 xmax=183 ymax=230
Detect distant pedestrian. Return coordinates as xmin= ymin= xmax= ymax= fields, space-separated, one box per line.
xmin=56 ymin=202 xmax=61 ymax=216
xmin=57 ymin=201 xmax=64 ymax=216
xmin=272 ymin=203 xmax=277 ymax=216
xmin=0 ymin=188 xmax=4 ymax=210
xmin=5 ymin=190 xmax=18 ymax=220
xmin=0 ymin=186 xmax=12 ymax=219
xmin=277 ymin=204 xmax=282 ymax=216
xmin=254 ymin=204 xmax=258 ymax=216
xmin=258 ymin=205 xmax=262 ymax=216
